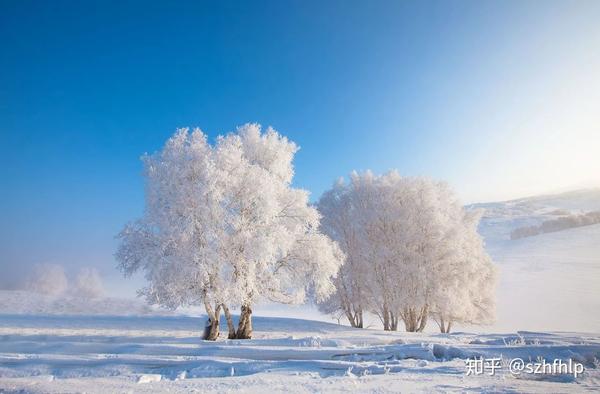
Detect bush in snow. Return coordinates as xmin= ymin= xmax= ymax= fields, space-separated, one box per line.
xmin=116 ymin=124 xmax=344 ymax=340
xmin=26 ymin=263 xmax=68 ymax=296
xmin=72 ymin=267 xmax=104 ymax=298
xmin=317 ymin=171 xmax=497 ymax=333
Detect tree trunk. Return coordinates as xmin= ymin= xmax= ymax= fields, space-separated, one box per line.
xmin=344 ymin=308 xmax=359 ymax=328
xmin=205 ymin=316 xmax=220 ymax=340
xmin=345 ymin=309 xmax=364 ymax=329
xmin=222 ymin=304 xmax=237 ymax=339
xmin=416 ymin=305 xmax=428 ymax=332
xmin=401 ymin=306 xmax=427 ymax=332
xmin=390 ymin=312 xmax=398 ymax=331
xmin=438 ymin=317 xmax=451 ymax=333
xmin=382 ymin=304 xmax=391 ymax=331
xmin=352 ymin=309 xmax=364 ymax=328
xmin=236 ymin=304 xmax=253 ymax=339
xmin=403 ymin=307 xmax=415 ymax=332
xmin=202 ymin=301 xmax=221 ymax=341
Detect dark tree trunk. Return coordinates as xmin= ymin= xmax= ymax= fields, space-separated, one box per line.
xmin=236 ymin=304 xmax=253 ymax=339
xmin=204 ymin=317 xmax=220 ymax=340
xmin=202 ymin=301 xmax=221 ymax=341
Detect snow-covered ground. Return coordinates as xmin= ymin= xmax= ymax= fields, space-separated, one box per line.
xmin=1 ymin=314 xmax=599 ymax=393
xmin=492 ymin=223 xmax=600 ymax=333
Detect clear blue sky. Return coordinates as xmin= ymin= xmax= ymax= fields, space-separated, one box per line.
xmin=1 ymin=1 xmax=599 ymax=290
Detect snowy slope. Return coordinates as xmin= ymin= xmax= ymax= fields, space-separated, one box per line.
xmin=491 ymin=223 xmax=600 ymax=333
xmin=0 ymin=314 xmax=599 ymax=393
xmin=470 ymin=189 xmax=600 ymax=333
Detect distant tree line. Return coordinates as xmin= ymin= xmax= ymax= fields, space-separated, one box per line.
xmin=511 ymin=211 xmax=600 ymax=240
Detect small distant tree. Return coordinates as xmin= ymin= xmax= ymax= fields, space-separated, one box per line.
xmin=73 ymin=267 xmax=104 ymax=299
xmin=116 ymin=124 xmax=344 ymax=340
xmin=27 ymin=263 xmax=68 ymax=296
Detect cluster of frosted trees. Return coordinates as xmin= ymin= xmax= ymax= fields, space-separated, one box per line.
xmin=316 ymin=172 xmax=496 ymax=333
xmin=116 ymin=124 xmax=496 ymax=339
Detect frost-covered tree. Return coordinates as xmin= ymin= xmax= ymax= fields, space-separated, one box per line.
xmin=26 ymin=263 xmax=69 ymax=296
xmin=317 ymin=171 xmax=496 ymax=332
xmin=116 ymin=124 xmax=343 ymax=340
xmin=73 ymin=267 xmax=104 ymax=299
xmin=429 ymin=209 xmax=496 ymax=333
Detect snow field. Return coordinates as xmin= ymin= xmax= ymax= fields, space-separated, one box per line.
xmin=1 ymin=314 xmax=599 ymax=393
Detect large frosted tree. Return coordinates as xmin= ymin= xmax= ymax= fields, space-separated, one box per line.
xmin=116 ymin=124 xmax=344 ymax=340
xmin=317 ymin=171 xmax=496 ymax=333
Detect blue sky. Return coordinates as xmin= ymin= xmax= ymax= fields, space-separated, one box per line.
xmin=1 ymin=1 xmax=599 ymax=290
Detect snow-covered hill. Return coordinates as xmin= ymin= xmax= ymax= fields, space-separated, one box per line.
xmin=470 ymin=188 xmax=600 ymax=245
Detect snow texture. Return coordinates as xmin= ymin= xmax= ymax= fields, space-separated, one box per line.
xmin=0 ymin=313 xmax=599 ymax=393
